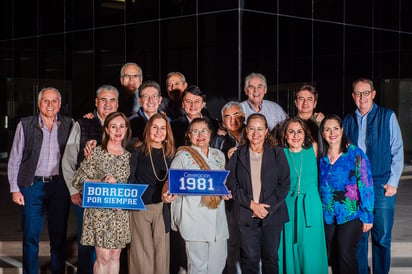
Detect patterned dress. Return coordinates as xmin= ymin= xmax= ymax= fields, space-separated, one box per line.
xmin=73 ymin=146 xmax=131 ymax=249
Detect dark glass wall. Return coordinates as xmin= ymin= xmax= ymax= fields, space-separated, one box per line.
xmin=1 ymin=0 xmax=412 ymax=160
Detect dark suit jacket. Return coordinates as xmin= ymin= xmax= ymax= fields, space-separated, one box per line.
xmin=226 ymin=143 xmax=290 ymax=227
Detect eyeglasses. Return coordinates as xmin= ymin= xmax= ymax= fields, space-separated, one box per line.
xmin=190 ymin=129 xmax=210 ymax=136
xmin=353 ymin=90 xmax=371 ymax=97
xmin=140 ymin=94 xmax=159 ymax=101
xmin=122 ymin=74 xmax=142 ymax=80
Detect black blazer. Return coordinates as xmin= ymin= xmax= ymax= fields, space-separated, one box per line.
xmin=226 ymin=143 xmax=290 ymax=227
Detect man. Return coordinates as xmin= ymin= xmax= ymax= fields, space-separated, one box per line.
xmin=171 ymin=85 xmax=219 ymax=148
xmin=8 ymin=87 xmax=73 ymax=274
xmin=343 ymin=78 xmax=404 ymax=274
xmin=294 ymin=84 xmax=324 ymax=139
xmin=211 ymin=101 xmax=245 ymax=274
xmin=129 ymin=80 xmax=163 ymax=141
xmin=62 ymin=84 xmax=119 ymax=274
xmin=240 ymin=72 xmax=288 ymax=130
xmin=159 ymin=72 xmax=188 ymax=120
xmin=211 ymin=101 xmax=245 ymax=160
xmin=119 ymin=62 xmax=143 ymax=117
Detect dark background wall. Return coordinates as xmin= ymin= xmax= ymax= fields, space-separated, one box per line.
xmin=1 ymin=0 xmax=412 ymax=160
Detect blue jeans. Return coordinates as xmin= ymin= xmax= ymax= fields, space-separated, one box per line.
xmin=357 ymin=185 xmax=396 ymax=274
xmin=20 ymin=180 xmax=70 ymax=274
xmin=74 ymin=204 xmax=96 ymax=274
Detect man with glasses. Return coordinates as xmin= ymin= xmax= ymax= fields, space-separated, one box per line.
xmin=240 ymin=72 xmax=287 ymax=131
xmin=129 ymin=80 xmax=164 ymax=142
xmin=119 ymin=62 xmax=143 ymax=117
xmin=343 ymin=78 xmax=404 ymax=274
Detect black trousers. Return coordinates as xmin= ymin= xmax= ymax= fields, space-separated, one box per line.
xmin=239 ymin=219 xmax=283 ymax=274
xmin=324 ymin=218 xmax=363 ymax=274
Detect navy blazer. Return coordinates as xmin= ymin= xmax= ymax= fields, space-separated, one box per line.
xmin=226 ymin=143 xmax=290 ymax=227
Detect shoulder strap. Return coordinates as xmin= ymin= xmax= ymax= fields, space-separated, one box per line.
xmin=178 ymin=146 xmax=211 ymax=170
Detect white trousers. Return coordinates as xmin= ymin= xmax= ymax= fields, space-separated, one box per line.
xmin=185 ymin=239 xmax=227 ymax=274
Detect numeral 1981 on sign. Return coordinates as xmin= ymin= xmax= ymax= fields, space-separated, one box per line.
xmin=179 ymin=177 xmax=215 ymax=191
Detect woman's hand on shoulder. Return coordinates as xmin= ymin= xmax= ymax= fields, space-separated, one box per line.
xmin=227 ymin=146 xmax=238 ymax=159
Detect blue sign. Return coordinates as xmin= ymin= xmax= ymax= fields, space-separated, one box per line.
xmin=82 ymin=182 xmax=148 ymax=210
xmin=168 ymin=169 xmax=230 ymax=195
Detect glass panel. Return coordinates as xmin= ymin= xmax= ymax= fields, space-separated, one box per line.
xmin=345 ymin=0 xmax=373 ymax=27
xmin=39 ymin=0 xmax=64 ymax=35
xmin=345 ymin=26 xmax=373 ymax=82
xmin=401 ymin=0 xmax=412 ymax=32
xmin=314 ymin=21 xmax=345 ymax=116
xmin=374 ymin=0 xmax=399 ymax=30
xmin=314 ymin=0 xmax=343 ymax=23
xmin=279 ymin=0 xmax=311 ymax=19
xmin=198 ymin=0 xmax=238 ymax=13
xmin=160 ymin=0 xmax=196 ymax=18
xmin=160 ymin=17 xmax=197 ymax=89
xmin=374 ymin=30 xmax=399 ymax=80
xmin=126 ymin=0 xmax=158 ymax=23
xmin=68 ymin=31 xmax=95 ymax=119
xmin=198 ymin=11 xmax=239 ymax=119
xmin=242 ymin=11 xmax=278 ymax=101
xmin=66 ymin=0 xmax=93 ymax=31
xmin=95 ymin=0 xmax=125 ymax=27
xmin=125 ymin=22 xmax=160 ymax=82
xmin=95 ymin=26 xmax=125 ymax=87
xmin=39 ymin=35 xmax=65 ymax=80
xmin=243 ymin=0 xmax=277 ymax=13
xmin=12 ymin=0 xmax=37 ymax=38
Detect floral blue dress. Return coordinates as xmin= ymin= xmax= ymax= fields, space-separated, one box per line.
xmin=319 ymin=144 xmax=374 ymax=225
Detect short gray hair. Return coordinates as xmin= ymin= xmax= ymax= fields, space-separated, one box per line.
xmin=38 ymin=87 xmax=61 ymax=102
xmin=96 ymin=85 xmax=119 ymax=99
xmin=220 ymin=101 xmax=244 ymax=119
xmin=120 ymin=62 xmax=142 ymax=77
xmin=244 ymin=72 xmax=267 ymax=88
xmin=166 ymin=72 xmax=186 ymax=85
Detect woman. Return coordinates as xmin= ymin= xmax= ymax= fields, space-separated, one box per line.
xmin=72 ymin=112 xmax=132 ymax=274
xmin=128 ymin=113 xmax=175 ymax=274
xmin=318 ymin=115 xmax=374 ymax=274
xmin=226 ymin=113 xmax=290 ymax=274
xmin=171 ymin=85 xmax=219 ymax=148
xmin=277 ymin=117 xmax=328 ymax=274
xmin=163 ymin=117 xmax=230 ymax=274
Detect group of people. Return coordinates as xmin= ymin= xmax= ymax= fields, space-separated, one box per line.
xmin=7 ymin=61 xmax=404 ymax=274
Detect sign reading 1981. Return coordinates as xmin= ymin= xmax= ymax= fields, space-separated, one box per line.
xmin=168 ymin=169 xmax=230 ymax=195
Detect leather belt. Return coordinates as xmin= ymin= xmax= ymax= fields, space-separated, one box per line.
xmin=33 ymin=175 xmax=59 ymax=183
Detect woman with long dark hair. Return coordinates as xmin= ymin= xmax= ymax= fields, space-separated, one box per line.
xmin=318 ymin=115 xmax=374 ymax=274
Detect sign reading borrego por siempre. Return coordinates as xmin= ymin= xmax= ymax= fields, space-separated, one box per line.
xmin=168 ymin=169 xmax=230 ymax=195
xmin=82 ymin=182 xmax=148 ymax=210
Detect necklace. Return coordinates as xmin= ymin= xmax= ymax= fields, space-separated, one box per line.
xmin=287 ymin=149 xmax=303 ymax=196
xmin=148 ymin=145 xmax=168 ymax=182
